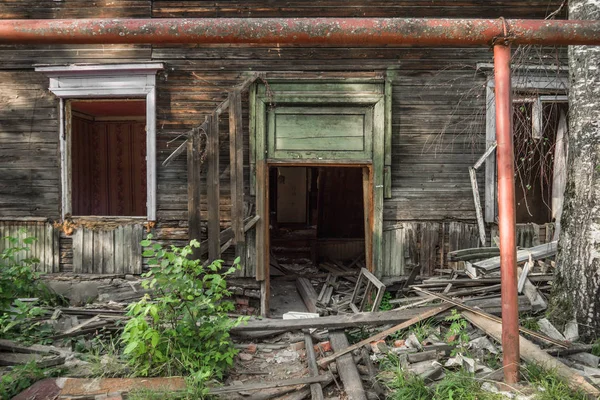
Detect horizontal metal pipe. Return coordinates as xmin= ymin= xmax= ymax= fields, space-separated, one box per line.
xmin=0 ymin=18 xmax=599 ymax=46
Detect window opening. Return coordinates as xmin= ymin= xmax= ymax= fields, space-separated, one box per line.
xmin=512 ymin=99 xmax=568 ymax=224
xmin=70 ymin=100 xmax=147 ymax=217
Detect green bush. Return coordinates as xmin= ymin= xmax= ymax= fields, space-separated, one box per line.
xmin=0 ymin=231 xmax=57 ymax=341
xmin=0 ymin=232 xmax=41 ymax=311
xmin=121 ymin=236 xmax=247 ymax=390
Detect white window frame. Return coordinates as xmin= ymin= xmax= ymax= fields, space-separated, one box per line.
xmin=480 ymin=64 xmax=568 ymax=223
xmin=35 ymin=63 xmax=164 ymax=221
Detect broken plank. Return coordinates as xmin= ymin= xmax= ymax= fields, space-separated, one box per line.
xmin=472 ymin=241 xmax=557 ymax=272
xmin=296 ymin=277 xmax=318 ymax=314
xmin=231 ymin=306 xmax=444 ymax=333
xmin=462 ymin=310 xmax=600 ymax=398
xmin=304 ymin=333 xmax=324 ymax=400
xmin=448 ymin=247 xmax=501 ymax=261
xmin=329 ymin=331 xmax=367 ymax=400
xmin=318 ymin=304 xmax=453 ymax=368
xmin=208 ymin=374 xmax=333 ymax=395
xmin=469 ymin=166 xmax=486 ymax=246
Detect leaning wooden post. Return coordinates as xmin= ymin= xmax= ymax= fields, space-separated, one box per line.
xmin=229 ymin=90 xmax=246 ymax=259
xmin=207 ymin=113 xmax=221 ymax=261
xmin=494 ymin=40 xmax=520 ymax=384
xmin=187 ymin=127 xmax=203 ymax=259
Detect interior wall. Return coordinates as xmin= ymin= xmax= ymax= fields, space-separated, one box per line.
xmin=276 ymin=167 xmax=307 ymax=224
xmin=71 ymin=116 xmax=147 ymax=216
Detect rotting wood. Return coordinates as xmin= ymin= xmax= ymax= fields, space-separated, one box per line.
xmin=350 ymin=268 xmax=386 ymax=312
xmin=472 ymin=241 xmax=557 ymax=272
xmin=462 ymin=311 xmax=600 ymax=398
xmin=329 ymin=331 xmax=367 ymax=400
xmin=448 ymin=247 xmax=501 ymax=261
xmin=304 ymin=333 xmax=324 ymax=400
xmin=207 ymin=113 xmax=220 ymax=261
xmin=229 ymin=89 xmax=245 ymax=258
xmin=207 ymin=373 xmax=333 ymax=395
xmin=318 ymin=303 xmax=453 ymax=368
xmin=296 ymin=277 xmax=319 ymax=314
xmin=469 ymin=166 xmax=486 ymax=246
xmin=231 ymin=305 xmax=443 ymax=332
xmin=414 ymin=288 xmax=568 ymax=348
xmin=188 ymin=126 xmax=203 ymax=259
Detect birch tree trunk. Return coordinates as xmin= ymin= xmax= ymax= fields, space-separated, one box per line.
xmin=552 ymin=0 xmax=600 ymax=339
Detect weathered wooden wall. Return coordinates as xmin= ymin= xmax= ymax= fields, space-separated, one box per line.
xmin=0 ymin=0 xmax=567 ymax=277
xmin=71 ymin=224 xmax=144 ymax=274
xmin=0 ymin=219 xmax=59 ymax=273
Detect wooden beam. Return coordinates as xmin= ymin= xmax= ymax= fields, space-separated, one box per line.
xmin=231 ymin=306 xmax=443 ymax=333
xmin=208 ymin=374 xmax=333 ymax=395
xmin=304 ymin=334 xmax=324 ymax=400
xmin=329 ymin=331 xmax=367 ymax=400
xmin=207 ymin=113 xmax=220 ymax=261
xmin=296 ymin=277 xmax=319 ymax=313
xmin=472 ymin=241 xmax=557 ymax=272
xmin=188 ymin=128 xmax=203 ymax=258
xmin=229 ymin=90 xmax=245 ymax=258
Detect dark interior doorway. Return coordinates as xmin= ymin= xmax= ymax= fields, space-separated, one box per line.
xmin=268 ymin=166 xmax=365 ymax=273
xmin=267 ymin=165 xmax=367 ymax=316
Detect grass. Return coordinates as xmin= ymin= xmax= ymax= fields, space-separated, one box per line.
xmin=522 ymin=363 xmax=589 ymax=400
xmin=381 ymin=351 xmax=590 ymax=400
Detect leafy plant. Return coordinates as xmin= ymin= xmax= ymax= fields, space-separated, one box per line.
xmin=379 ymin=291 xmax=394 ymax=311
xmin=0 ymin=231 xmax=41 ymax=311
xmin=121 ymin=236 xmax=247 ymax=389
xmin=0 ymin=362 xmax=45 ymax=399
xmin=445 ymin=310 xmax=470 ymax=354
xmin=0 ymin=231 xmax=59 ymax=342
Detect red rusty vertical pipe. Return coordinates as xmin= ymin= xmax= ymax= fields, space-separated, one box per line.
xmin=494 ymin=42 xmax=520 ymax=384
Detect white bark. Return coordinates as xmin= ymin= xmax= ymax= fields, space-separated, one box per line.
xmin=554 ymin=0 xmax=600 ymax=338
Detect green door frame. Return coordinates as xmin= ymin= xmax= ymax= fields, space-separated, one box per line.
xmin=251 ymin=80 xmax=386 ymax=315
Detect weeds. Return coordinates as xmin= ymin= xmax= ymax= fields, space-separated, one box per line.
xmin=445 ymin=310 xmax=470 ymax=355
xmin=379 ymin=292 xmax=394 ymax=311
xmin=523 ymin=363 xmax=588 ymax=400
xmin=121 ymin=236 xmax=247 ymax=390
xmin=0 ymin=362 xmax=66 ymax=400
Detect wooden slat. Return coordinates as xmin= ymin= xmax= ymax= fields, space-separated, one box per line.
xmin=132 ymin=224 xmax=143 ymax=274
xmin=103 ymin=229 xmax=115 ymax=275
xmin=229 ymin=90 xmax=245 ymax=258
xmin=207 ymin=113 xmax=221 ymax=261
xmin=114 ymin=226 xmax=124 ymax=274
xmin=72 ymin=228 xmax=83 ymax=273
xmin=122 ymin=225 xmax=133 ymax=274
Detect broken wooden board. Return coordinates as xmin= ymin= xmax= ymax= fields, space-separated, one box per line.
xmin=208 ymin=373 xmax=333 ymax=395
xmin=296 ymin=277 xmax=319 ymax=314
xmin=472 ymin=241 xmax=557 ymax=272
xmin=231 ymin=306 xmax=443 ymax=333
xmin=329 ymin=331 xmax=367 ymax=400
xmin=462 ymin=310 xmax=600 ymax=398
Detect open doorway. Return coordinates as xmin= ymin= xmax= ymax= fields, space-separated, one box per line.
xmin=267 ymin=165 xmax=368 ymax=316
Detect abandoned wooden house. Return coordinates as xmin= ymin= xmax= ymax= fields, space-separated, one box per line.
xmin=0 ymin=1 xmax=571 ymax=315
